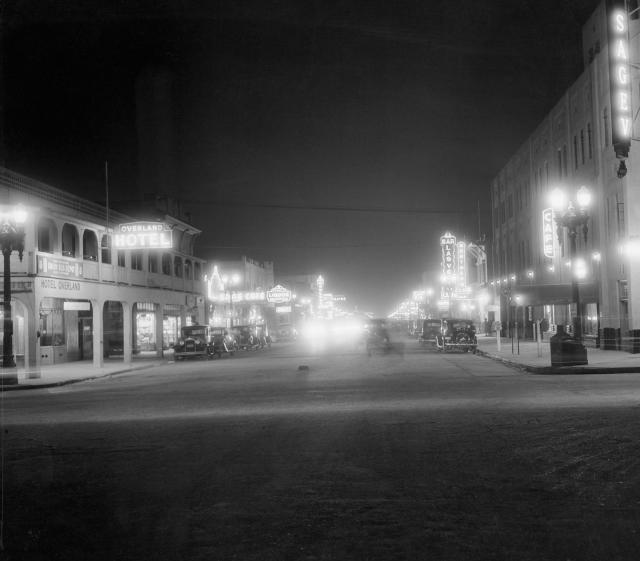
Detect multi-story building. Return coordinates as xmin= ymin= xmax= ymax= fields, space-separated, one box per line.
xmin=1 ymin=167 xmax=206 ymax=373
xmin=490 ymin=0 xmax=639 ymax=349
xmin=206 ymin=256 xmax=275 ymax=329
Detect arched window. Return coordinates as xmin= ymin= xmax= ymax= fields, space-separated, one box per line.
xmin=184 ymin=259 xmax=192 ymax=280
xmin=83 ymin=229 xmax=99 ymax=261
xmin=61 ymin=223 xmax=79 ymax=257
xmin=162 ymin=253 xmax=172 ymax=275
xmin=101 ymin=235 xmax=112 ymax=264
xmin=37 ymin=217 xmax=57 ymax=254
xmin=174 ymin=256 xmax=183 ymax=278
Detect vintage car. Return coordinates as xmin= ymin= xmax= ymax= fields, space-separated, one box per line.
xmin=434 ymin=318 xmax=478 ymax=353
xmin=419 ymin=319 xmax=444 ymax=348
xmin=210 ymin=327 xmax=237 ymax=357
xmin=173 ymin=325 xmax=214 ymax=360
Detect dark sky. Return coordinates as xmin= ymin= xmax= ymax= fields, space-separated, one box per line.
xmin=2 ymin=0 xmax=600 ymax=315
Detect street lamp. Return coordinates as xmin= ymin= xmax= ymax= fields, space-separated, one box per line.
xmin=1 ymin=206 xmax=27 ymax=369
xmin=550 ymin=185 xmax=591 ymax=342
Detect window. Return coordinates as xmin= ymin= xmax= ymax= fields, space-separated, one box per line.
xmin=37 ymin=218 xmax=57 ymax=253
xmin=562 ymin=145 xmax=568 ymax=177
xmin=148 ymin=254 xmax=158 ymax=273
xmin=184 ymin=260 xmax=192 ymax=280
xmin=587 ymin=123 xmax=593 ymax=159
xmin=174 ymin=256 xmax=183 ymax=278
xmin=101 ymin=235 xmax=111 ymax=264
xmin=61 ymin=223 xmax=79 ymax=257
xmin=39 ymin=298 xmax=65 ymax=347
xmin=580 ymin=129 xmax=585 ymax=164
xmin=131 ymin=251 xmax=144 ymax=271
xmin=117 ymin=250 xmax=126 ymax=267
xmin=162 ymin=253 xmax=172 ymax=275
xmin=573 ymin=135 xmax=578 ymax=169
xmin=82 ymin=230 xmax=98 ymax=261
xmin=194 ymin=262 xmax=202 ymax=281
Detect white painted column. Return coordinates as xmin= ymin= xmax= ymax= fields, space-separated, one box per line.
xmin=122 ymin=301 xmax=132 ymax=364
xmin=92 ymin=298 xmax=104 ymax=368
xmin=156 ymin=302 xmax=164 ymax=358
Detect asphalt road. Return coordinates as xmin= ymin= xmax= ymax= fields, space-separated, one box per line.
xmin=3 ymin=337 xmax=640 ymax=560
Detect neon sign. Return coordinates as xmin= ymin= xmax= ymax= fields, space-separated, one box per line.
xmin=607 ymin=0 xmax=632 ymax=158
xmin=542 ymin=208 xmax=555 ymax=258
xmin=114 ymin=222 xmax=172 ymax=249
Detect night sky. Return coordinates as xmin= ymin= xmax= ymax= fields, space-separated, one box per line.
xmin=2 ymin=0 xmax=600 ymax=315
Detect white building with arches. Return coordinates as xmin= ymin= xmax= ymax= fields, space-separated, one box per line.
xmin=1 ymin=167 xmax=206 ymax=373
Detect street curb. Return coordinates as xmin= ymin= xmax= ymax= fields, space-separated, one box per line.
xmin=475 ymin=349 xmax=640 ymax=375
xmin=0 ymin=362 xmax=163 ymax=392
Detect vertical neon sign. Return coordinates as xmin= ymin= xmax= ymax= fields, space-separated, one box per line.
xmin=607 ymin=0 xmax=632 ymax=159
xmin=542 ymin=208 xmax=555 ymax=258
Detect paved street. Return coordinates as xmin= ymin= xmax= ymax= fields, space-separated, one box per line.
xmin=3 ymin=338 xmax=640 ymax=560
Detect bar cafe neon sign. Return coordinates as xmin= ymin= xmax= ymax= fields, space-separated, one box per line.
xmin=113 ymin=222 xmax=173 ymax=249
xmin=542 ymin=208 xmax=555 ymax=258
xmin=608 ymin=0 xmax=632 ymax=156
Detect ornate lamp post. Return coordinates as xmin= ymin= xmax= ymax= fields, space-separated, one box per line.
xmin=550 ymin=185 xmax=591 ymax=342
xmin=1 ymin=206 xmax=27 ymax=369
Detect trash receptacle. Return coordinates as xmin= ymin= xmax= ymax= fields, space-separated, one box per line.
xmin=550 ymin=325 xmax=588 ymax=367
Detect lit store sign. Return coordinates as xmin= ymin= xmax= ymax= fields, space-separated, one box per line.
xmin=542 ymin=208 xmax=555 ymax=258
xmin=440 ymin=232 xmax=456 ymax=277
xmin=114 ymin=222 xmax=173 ymax=249
xmin=607 ymin=0 xmax=632 ymax=158
xmin=266 ymin=284 xmax=292 ymax=304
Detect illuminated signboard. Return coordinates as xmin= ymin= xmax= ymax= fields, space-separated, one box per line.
xmin=440 ymin=232 xmax=456 ymax=277
xmin=542 ymin=208 xmax=555 ymax=258
xmin=113 ymin=222 xmax=172 ymax=250
xmin=266 ymin=284 xmax=292 ymax=304
xmin=456 ymin=241 xmax=466 ymax=288
xmin=607 ymin=0 xmax=632 ymax=158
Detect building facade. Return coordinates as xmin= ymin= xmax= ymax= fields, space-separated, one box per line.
xmin=1 ymin=167 xmax=206 ymax=372
xmin=490 ymin=0 xmax=640 ymax=349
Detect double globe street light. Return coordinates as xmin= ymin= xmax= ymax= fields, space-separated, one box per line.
xmin=550 ymin=185 xmax=591 ymax=342
xmin=1 ymin=206 xmax=27 ymax=370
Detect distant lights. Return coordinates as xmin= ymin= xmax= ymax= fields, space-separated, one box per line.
xmin=592 ymin=251 xmax=601 ymax=262
xmin=527 ymin=270 xmax=535 ymax=279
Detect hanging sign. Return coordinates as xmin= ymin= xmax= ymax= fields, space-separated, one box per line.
xmin=607 ymin=0 xmax=632 ymax=158
xmin=542 ymin=208 xmax=555 ymax=258
xmin=266 ymin=284 xmax=292 ymax=304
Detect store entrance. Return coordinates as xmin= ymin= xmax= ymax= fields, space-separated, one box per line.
xmin=79 ymin=317 xmax=93 ymax=360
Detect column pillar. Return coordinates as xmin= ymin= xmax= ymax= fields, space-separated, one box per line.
xmin=155 ymin=302 xmax=164 ymax=358
xmin=123 ymin=301 xmax=132 ymax=364
xmin=92 ymin=298 xmax=104 ymax=368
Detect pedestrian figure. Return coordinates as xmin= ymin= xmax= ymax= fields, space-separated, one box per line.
xmin=540 ymin=317 xmax=549 ymax=340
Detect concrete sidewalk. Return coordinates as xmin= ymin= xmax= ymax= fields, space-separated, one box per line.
xmin=0 ymin=355 xmax=170 ymax=391
xmin=475 ymin=335 xmax=640 ymax=374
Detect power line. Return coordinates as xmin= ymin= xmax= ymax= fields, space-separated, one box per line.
xmin=181 ymin=199 xmax=468 ymax=215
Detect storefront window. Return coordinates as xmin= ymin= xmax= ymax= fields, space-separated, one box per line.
xmin=39 ymin=298 xmax=65 ymax=346
xmin=134 ymin=302 xmax=156 ymax=352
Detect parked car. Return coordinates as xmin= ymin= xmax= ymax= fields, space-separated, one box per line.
xmin=419 ymin=319 xmax=444 ymax=349
xmin=173 ymin=325 xmax=214 ymax=360
xmin=210 ymin=327 xmax=237 ymax=358
xmin=435 ymin=319 xmax=477 ymax=353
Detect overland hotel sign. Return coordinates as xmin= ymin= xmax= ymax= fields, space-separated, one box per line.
xmin=114 ymin=222 xmax=173 ymax=250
